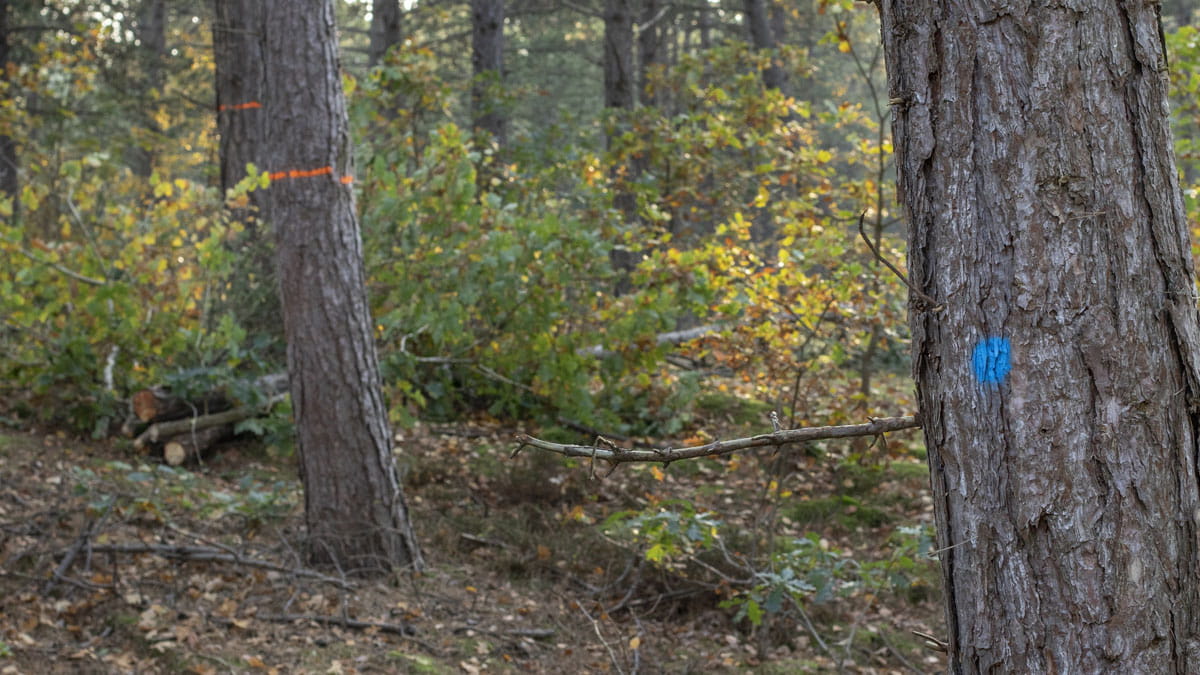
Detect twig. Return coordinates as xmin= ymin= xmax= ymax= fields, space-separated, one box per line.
xmin=875 ymin=628 xmax=926 ymax=674
xmin=912 ymin=629 xmax=949 ymax=653
xmin=856 ymin=212 xmax=943 ymax=311
xmin=87 ymin=543 xmax=355 ymax=590
xmin=43 ymin=506 xmax=110 ymax=595
xmin=576 ymin=601 xmax=626 ymax=675
xmin=256 ymin=613 xmax=438 ymax=653
xmin=14 ymin=246 xmax=106 ymax=286
xmin=514 ymin=415 xmax=920 ymax=465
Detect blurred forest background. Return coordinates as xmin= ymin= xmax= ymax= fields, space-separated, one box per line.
xmin=2 ymin=0 xmax=1200 ymax=672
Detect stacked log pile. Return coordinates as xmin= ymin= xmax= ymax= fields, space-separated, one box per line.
xmin=127 ymin=373 xmax=289 ymax=465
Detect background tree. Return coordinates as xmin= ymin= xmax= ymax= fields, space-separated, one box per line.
xmin=263 ymin=0 xmax=422 ymax=573
xmin=470 ymin=0 xmax=505 ymax=146
xmin=129 ymin=0 xmax=165 ymax=179
xmin=0 ymin=0 xmax=16 ymax=204
xmin=880 ymin=0 xmax=1200 ymax=668
xmin=212 ymin=0 xmax=265 ymax=210
xmin=368 ymin=0 xmax=402 ymax=68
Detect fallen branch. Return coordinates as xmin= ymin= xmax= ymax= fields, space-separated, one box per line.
xmin=258 ymin=612 xmax=412 ymax=635
xmin=255 ymin=613 xmax=440 ymax=654
xmin=514 ymin=415 xmax=921 ymax=467
xmin=87 ymin=543 xmax=354 ymax=590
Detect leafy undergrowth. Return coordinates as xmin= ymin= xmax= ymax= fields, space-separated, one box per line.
xmin=0 ymin=411 xmax=946 ymax=674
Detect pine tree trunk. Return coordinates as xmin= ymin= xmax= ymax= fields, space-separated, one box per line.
xmin=880 ymin=0 xmax=1200 ymax=669
xmin=212 ymin=0 xmax=265 ymax=211
xmin=263 ymin=0 xmax=422 ymax=574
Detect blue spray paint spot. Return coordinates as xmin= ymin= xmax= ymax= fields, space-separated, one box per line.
xmin=972 ymin=337 xmax=1012 ymax=385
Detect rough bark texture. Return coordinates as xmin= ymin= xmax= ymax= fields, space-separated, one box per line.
xmin=470 ymin=0 xmax=506 ymax=145
xmin=879 ymin=0 xmax=1200 ymax=670
xmin=212 ymin=0 xmax=265 ymax=209
xmin=368 ymin=0 xmax=402 ymax=67
xmin=264 ymin=0 xmax=422 ymax=573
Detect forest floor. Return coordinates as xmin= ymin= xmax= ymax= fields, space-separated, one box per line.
xmin=0 ymin=404 xmax=947 ymax=674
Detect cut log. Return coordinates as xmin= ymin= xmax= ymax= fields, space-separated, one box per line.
xmin=130 ymin=372 xmax=289 ymax=423
xmin=163 ymin=425 xmax=235 ymax=466
xmin=134 ymin=392 xmax=288 ymax=451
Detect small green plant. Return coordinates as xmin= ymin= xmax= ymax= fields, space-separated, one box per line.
xmin=603 ymin=500 xmax=723 ymax=563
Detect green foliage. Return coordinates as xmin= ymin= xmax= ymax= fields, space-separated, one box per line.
xmin=70 ymin=460 xmax=299 ymax=526
xmin=603 ymin=500 xmax=723 ymax=563
xmin=1167 ymin=25 xmax=1200 ymax=263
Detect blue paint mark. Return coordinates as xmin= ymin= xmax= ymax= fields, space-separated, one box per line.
xmin=972 ymin=337 xmax=1012 ymax=385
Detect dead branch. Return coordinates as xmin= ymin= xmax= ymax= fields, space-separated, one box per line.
xmin=514 ymin=415 xmax=921 ymax=466
xmin=87 ymin=543 xmax=354 ymax=590
xmin=255 ymin=613 xmax=440 ymax=654
xmin=856 ymin=212 xmax=943 ymax=311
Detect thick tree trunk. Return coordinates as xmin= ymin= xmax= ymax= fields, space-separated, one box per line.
xmin=470 ymin=0 xmax=506 ymax=146
xmin=368 ymin=0 xmax=402 ymax=67
xmin=880 ymin=0 xmax=1200 ymax=670
xmin=264 ymin=0 xmax=422 ymax=573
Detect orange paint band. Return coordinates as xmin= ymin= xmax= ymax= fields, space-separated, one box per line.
xmin=268 ymin=166 xmax=354 ymax=184
xmin=218 ymin=101 xmax=262 ymax=111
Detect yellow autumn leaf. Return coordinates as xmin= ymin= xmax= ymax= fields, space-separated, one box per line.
xmin=629 ymin=636 xmax=641 ymax=650
xmin=838 ymin=40 xmax=851 ymax=53
xmin=651 ymin=466 xmax=664 ymax=481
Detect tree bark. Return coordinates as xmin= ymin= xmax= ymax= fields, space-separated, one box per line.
xmin=742 ymin=0 xmax=786 ymax=93
xmin=264 ymin=0 xmax=422 ymax=573
xmin=637 ymin=0 xmax=664 ymax=108
xmin=368 ymin=0 xmax=402 ymax=68
xmin=603 ymin=0 xmax=635 ymax=112
xmin=212 ymin=0 xmax=266 ymax=213
xmin=130 ymin=0 xmax=165 ymax=179
xmin=470 ymin=0 xmax=506 ymax=146
xmin=880 ymin=0 xmax=1200 ymax=670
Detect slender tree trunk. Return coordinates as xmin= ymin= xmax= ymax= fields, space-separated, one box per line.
xmin=131 ymin=0 xmax=165 ymax=179
xmin=637 ymin=0 xmax=664 ymax=108
xmin=604 ymin=0 xmax=637 ymax=290
xmin=880 ymin=0 xmax=1200 ymax=670
xmin=212 ymin=0 xmax=265 ymax=212
xmin=212 ymin=0 xmax=278 ymax=344
xmin=742 ymin=0 xmax=786 ymax=93
xmin=263 ymin=0 xmax=422 ymax=574
xmin=470 ymin=0 xmax=506 ymax=146
xmin=368 ymin=0 xmax=402 ymax=67
xmin=0 ymin=0 xmax=17 ymax=205
xmin=603 ymin=0 xmax=635 ymax=113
